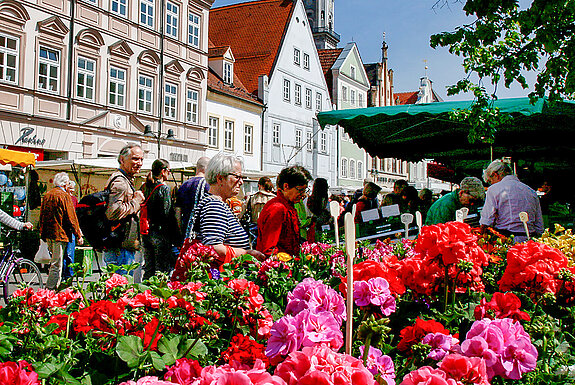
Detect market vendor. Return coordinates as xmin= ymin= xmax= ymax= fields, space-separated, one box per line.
xmin=425 ymin=176 xmax=485 ymax=225
xmin=256 ymin=165 xmax=312 ymax=257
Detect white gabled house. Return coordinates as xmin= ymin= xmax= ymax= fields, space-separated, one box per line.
xmin=209 ymin=0 xmax=336 ymax=187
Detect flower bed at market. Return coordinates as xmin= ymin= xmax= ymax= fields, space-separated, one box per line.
xmin=1 ymin=221 xmax=575 ymax=384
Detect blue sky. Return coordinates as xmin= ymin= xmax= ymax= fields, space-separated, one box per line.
xmin=212 ymin=0 xmax=535 ymax=101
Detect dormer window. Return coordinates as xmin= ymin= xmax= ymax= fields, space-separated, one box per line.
xmin=223 ymin=61 xmax=232 ymax=84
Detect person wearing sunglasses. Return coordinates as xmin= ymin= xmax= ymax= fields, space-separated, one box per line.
xmin=256 ymin=165 xmax=313 ymax=257
xmin=187 ymin=153 xmax=265 ymax=266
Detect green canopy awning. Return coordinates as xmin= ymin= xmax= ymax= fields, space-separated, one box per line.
xmin=317 ymin=97 xmax=575 ymax=170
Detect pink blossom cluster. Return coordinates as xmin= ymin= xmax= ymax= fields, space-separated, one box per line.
xmin=284 ymin=278 xmax=346 ymax=324
xmin=354 ymin=277 xmax=396 ymax=316
xmin=359 ymin=346 xmax=396 ymax=385
xmin=400 ymin=354 xmax=489 ymax=385
xmin=461 ymin=318 xmax=538 ymax=380
xmin=0 ymin=360 xmax=40 ymax=385
xmin=12 ymin=287 xmax=82 ymax=314
xmin=421 ymin=332 xmax=460 ymax=361
xmin=275 ymin=346 xmax=376 ymax=385
xmin=119 ymin=376 xmax=173 ymax=385
xmin=266 ymin=278 xmax=346 ymax=364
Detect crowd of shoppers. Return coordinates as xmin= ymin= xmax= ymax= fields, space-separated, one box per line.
xmin=24 ymin=150 xmax=549 ymax=291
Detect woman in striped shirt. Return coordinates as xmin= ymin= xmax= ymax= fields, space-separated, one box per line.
xmin=0 ymin=208 xmax=33 ymax=231
xmin=189 ymin=153 xmax=265 ymax=266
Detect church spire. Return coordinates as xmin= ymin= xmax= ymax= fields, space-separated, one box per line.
xmin=382 ymin=32 xmax=388 ymax=63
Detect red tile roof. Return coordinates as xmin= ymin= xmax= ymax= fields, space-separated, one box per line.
xmin=208 ymin=46 xmax=231 ymax=58
xmin=317 ymin=48 xmax=343 ymax=75
xmin=394 ymin=91 xmax=419 ymax=105
xmin=207 ymin=68 xmax=262 ymax=106
xmin=209 ymin=0 xmax=295 ymax=96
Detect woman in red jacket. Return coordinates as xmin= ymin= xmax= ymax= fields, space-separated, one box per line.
xmin=256 ymin=165 xmax=312 ymax=257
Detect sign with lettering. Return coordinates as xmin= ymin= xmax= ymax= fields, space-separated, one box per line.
xmin=14 ymin=127 xmax=47 ymax=147
xmin=169 ymin=153 xmax=188 ymax=162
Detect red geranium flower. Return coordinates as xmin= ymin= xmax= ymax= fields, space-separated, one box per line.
xmin=73 ymin=300 xmax=126 ymax=342
xmin=128 ymin=316 xmax=163 ymax=351
xmin=0 ymin=360 xmax=39 ymax=385
xmin=398 ymin=317 xmax=451 ymax=354
xmin=474 ymin=292 xmax=530 ymax=322
xmin=339 ymin=259 xmax=406 ymax=296
xmin=220 ymin=334 xmax=269 ymax=368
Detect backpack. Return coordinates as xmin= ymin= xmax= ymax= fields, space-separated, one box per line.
xmin=76 ymin=175 xmax=128 ymax=251
xmin=139 ymin=183 xmax=163 ymax=235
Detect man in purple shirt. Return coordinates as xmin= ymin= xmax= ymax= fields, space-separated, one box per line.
xmin=480 ymin=160 xmax=543 ymax=243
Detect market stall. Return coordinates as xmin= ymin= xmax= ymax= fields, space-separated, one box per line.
xmin=0 ymin=148 xmax=36 ymax=225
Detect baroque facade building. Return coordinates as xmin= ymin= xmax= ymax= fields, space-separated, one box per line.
xmin=0 ymin=0 xmax=211 ymax=163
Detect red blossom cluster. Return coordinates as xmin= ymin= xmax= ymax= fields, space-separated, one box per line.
xmin=227 ymin=279 xmax=273 ymax=339
xmin=398 ymin=317 xmax=452 ymax=354
xmin=220 ymin=333 xmax=269 ymax=368
xmin=398 ymin=222 xmax=490 ymax=296
xmin=171 ymin=241 xmax=220 ymax=282
xmin=499 ymin=241 xmax=575 ymax=301
xmin=474 ymin=292 xmax=530 ymax=322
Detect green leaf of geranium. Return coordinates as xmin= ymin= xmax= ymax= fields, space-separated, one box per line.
xmin=181 ymin=338 xmax=208 ymax=359
xmin=34 ymin=359 xmax=62 ymax=378
xmin=158 ymin=335 xmax=181 ymax=365
xmin=116 ymin=335 xmax=144 ymax=368
xmin=150 ymin=351 xmax=167 ymax=371
xmin=0 ymin=335 xmax=14 ymax=357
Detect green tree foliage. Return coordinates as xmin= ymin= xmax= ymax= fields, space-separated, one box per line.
xmin=430 ymin=0 xmax=575 ymax=142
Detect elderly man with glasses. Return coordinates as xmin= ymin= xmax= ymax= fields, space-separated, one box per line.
xmin=256 ymin=165 xmax=313 ymax=257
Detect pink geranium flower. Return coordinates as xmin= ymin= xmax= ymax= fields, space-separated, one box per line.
xmin=105 ymin=273 xmax=129 ymax=293
xmin=118 ymin=376 xmax=173 ymax=385
xmin=359 ymin=346 xmax=395 ymax=384
xmin=422 ymin=333 xmax=460 ymax=361
xmin=164 ymin=358 xmax=203 ymax=385
xmin=0 ymin=360 xmax=39 ymax=385
xmin=266 ymin=315 xmax=302 ymax=359
xmin=275 ymin=346 xmax=375 ymax=385
xmin=461 ymin=318 xmax=538 ymax=380
xmin=199 ymin=360 xmax=286 ymax=385
xmin=399 ymin=366 xmax=452 ymax=385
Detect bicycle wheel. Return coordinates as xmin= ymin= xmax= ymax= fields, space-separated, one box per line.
xmin=3 ymin=259 xmax=43 ymax=301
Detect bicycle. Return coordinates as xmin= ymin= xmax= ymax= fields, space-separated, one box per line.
xmin=0 ymin=230 xmax=43 ymax=302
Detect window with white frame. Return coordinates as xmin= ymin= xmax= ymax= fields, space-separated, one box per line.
xmin=306 ymin=131 xmax=313 ymax=151
xmin=186 ymin=89 xmax=198 ymax=123
xmin=350 ymin=89 xmax=356 ymax=105
xmin=223 ymin=62 xmax=232 ymax=84
xmin=138 ymin=74 xmax=153 ymax=113
xmin=244 ymin=124 xmax=253 ymax=153
xmin=358 ymin=93 xmax=364 ymax=107
xmin=272 ymin=123 xmax=280 ymax=146
xmin=320 ymin=132 xmax=327 ymax=153
xmin=316 ymin=92 xmax=322 ymax=111
xmin=109 ymin=66 xmax=126 ymax=107
xmin=164 ymin=82 xmax=177 ymax=118
xmin=111 ymin=0 xmax=127 ymax=16
xmin=293 ymin=47 xmax=300 ymax=66
xmin=140 ymin=0 xmax=154 ymax=27
xmin=295 ymin=128 xmax=302 ymax=148
xmin=38 ymin=46 xmax=60 ymax=93
xmin=305 ymin=88 xmax=312 ymax=109
xmin=188 ymin=12 xmax=200 ymax=48
xmin=350 ymin=159 xmax=356 ymax=179
xmin=341 ymin=85 xmax=347 ymax=102
xmin=283 ymin=79 xmax=290 ymax=102
xmin=303 ymin=52 xmax=309 ymax=70
xmin=0 ymin=34 xmax=18 ymax=84
xmin=76 ymin=56 xmax=95 ymax=100
xmin=341 ymin=158 xmax=348 ymax=178
xmin=208 ymin=116 xmax=218 ymax=147
xmin=224 ymin=120 xmax=234 ymax=151
xmin=371 ymin=157 xmax=377 ymax=171
xmin=294 ymin=83 xmax=301 ymax=106
xmin=357 ymin=161 xmax=363 ymax=180
xmin=166 ymin=1 xmax=179 ymax=38
xmin=350 ymin=65 xmax=356 ymax=80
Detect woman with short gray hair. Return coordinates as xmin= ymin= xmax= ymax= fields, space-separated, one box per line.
xmin=186 ymin=153 xmax=265 ymax=267
xmin=53 ymin=172 xmax=70 ymax=188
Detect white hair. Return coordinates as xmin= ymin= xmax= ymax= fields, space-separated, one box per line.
xmin=205 ymin=153 xmax=243 ymax=185
xmin=483 ymin=160 xmax=513 ymax=183
xmin=53 ymin=172 xmax=70 ymax=188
